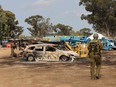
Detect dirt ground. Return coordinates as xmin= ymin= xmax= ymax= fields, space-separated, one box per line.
xmin=0 ymin=48 xmax=116 ymax=87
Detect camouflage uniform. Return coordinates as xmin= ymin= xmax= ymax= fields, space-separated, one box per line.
xmin=11 ymin=42 xmax=16 ymax=58
xmin=88 ymin=34 xmax=103 ymax=80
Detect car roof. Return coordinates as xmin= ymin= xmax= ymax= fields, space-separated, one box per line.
xmin=27 ymin=43 xmax=56 ymax=47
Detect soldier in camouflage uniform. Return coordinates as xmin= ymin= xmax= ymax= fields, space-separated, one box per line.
xmin=11 ymin=40 xmax=17 ymax=58
xmin=88 ymin=33 xmax=103 ymax=80
xmin=11 ymin=41 xmax=15 ymax=57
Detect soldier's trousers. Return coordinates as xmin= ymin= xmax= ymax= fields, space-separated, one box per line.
xmin=90 ymin=55 xmax=101 ymax=79
xmin=11 ymin=48 xmax=15 ymax=57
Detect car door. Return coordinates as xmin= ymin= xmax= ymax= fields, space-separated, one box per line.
xmin=34 ymin=46 xmax=44 ymax=60
xmin=44 ymin=46 xmax=59 ymax=61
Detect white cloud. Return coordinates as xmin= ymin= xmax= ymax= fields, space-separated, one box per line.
xmin=33 ymin=0 xmax=57 ymax=7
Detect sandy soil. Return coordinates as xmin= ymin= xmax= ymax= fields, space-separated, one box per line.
xmin=0 ymin=48 xmax=116 ymax=87
xmin=0 ymin=48 xmax=11 ymax=58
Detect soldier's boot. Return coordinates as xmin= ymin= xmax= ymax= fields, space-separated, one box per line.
xmin=96 ymin=73 xmax=101 ymax=79
xmin=91 ymin=75 xmax=96 ymax=80
xmin=96 ymin=76 xmax=100 ymax=79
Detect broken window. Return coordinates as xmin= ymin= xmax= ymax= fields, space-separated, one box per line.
xmin=35 ymin=46 xmax=43 ymax=51
xmin=46 ymin=46 xmax=56 ymax=51
xmin=28 ymin=46 xmax=35 ymax=50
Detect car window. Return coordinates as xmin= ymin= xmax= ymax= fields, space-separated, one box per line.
xmin=28 ymin=46 xmax=35 ymax=50
xmin=46 ymin=46 xmax=56 ymax=51
xmin=35 ymin=46 xmax=43 ymax=51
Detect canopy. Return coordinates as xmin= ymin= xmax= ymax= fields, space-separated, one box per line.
xmin=88 ymin=33 xmax=107 ymax=40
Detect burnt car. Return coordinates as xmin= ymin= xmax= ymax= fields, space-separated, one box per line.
xmin=23 ymin=44 xmax=79 ymax=62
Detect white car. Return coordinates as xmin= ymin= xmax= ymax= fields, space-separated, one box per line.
xmin=23 ymin=44 xmax=79 ymax=62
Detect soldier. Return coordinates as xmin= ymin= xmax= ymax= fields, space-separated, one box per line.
xmin=11 ymin=40 xmax=17 ymax=58
xmin=11 ymin=41 xmax=15 ymax=58
xmin=88 ymin=33 xmax=103 ymax=80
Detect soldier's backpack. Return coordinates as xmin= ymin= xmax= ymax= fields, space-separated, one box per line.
xmin=88 ymin=41 xmax=100 ymax=54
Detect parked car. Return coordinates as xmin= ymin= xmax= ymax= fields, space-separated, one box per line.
xmin=23 ymin=44 xmax=79 ymax=62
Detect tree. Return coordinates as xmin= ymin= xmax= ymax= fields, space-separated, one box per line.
xmin=0 ymin=6 xmax=23 ymax=44
xmin=80 ymin=28 xmax=92 ymax=36
xmin=70 ymin=28 xmax=92 ymax=36
xmin=79 ymin=0 xmax=116 ymax=37
xmin=54 ymin=23 xmax=73 ymax=35
xmin=12 ymin=26 xmax=23 ymax=39
xmin=25 ymin=15 xmax=43 ymax=37
xmin=25 ymin=15 xmax=53 ymax=37
xmin=5 ymin=10 xmax=23 ymax=39
xmin=0 ymin=6 xmax=7 ymax=41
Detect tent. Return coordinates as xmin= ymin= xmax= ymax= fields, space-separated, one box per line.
xmin=87 ymin=33 xmax=107 ymax=40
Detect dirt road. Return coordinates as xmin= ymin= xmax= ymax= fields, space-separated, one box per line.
xmin=0 ymin=48 xmax=116 ymax=87
xmin=0 ymin=48 xmax=11 ymax=58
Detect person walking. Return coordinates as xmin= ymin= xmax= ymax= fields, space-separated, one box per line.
xmin=88 ymin=33 xmax=103 ymax=80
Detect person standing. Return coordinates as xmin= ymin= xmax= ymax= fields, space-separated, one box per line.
xmin=11 ymin=40 xmax=16 ymax=58
xmin=88 ymin=33 xmax=103 ymax=80
xmin=11 ymin=41 xmax=15 ymax=58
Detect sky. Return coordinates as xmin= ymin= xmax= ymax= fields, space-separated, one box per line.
xmin=0 ymin=0 xmax=92 ymax=36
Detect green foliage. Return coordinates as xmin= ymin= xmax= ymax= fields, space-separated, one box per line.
xmin=0 ymin=6 xmax=23 ymax=41
xmin=0 ymin=7 xmax=7 ymax=40
xmin=79 ymin=28 xmax=92 ymax=36
xmin=13 ymin=26 xmax=23 ymax=39
xmin=25 ymin=15 xmax=53 ymax=37
xmin=54 ymin=23 xmax=73 ymax=35
xmin=70 ymin=28 xmax=92 ymax=36
xmin=80 ymin=0 xmax=116 ymax=37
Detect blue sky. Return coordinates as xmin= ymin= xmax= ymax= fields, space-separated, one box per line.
xmin=0 ymin=0 xmax=92 ymax=36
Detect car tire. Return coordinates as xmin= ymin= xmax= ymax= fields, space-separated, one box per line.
xmin=68 ymin=57 xmax=75 ymax=62
xmin=60 ymin=55 xmax=69 ymax=62
xmin=27 ymin=55 xmax=35 ymax=61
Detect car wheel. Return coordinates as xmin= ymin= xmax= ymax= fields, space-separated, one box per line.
xmin=69 ymin=56 xmax=75 ymax=62
xmin=27 ymin=55 xmax=35 ymax=61
xmin=60 ymin=55 xmax=69 ymax=62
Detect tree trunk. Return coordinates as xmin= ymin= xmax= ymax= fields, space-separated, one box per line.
xmin=105 ymin=23 xmax=111 ymax=38
xmin=107 ymin=28 xmax=110 ymax=37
